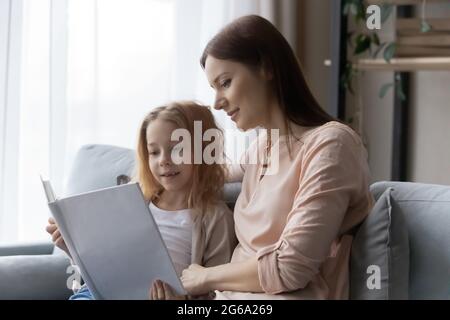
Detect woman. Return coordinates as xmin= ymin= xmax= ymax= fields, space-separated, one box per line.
xmin=180 ymin=15 xmax=373 ymax=300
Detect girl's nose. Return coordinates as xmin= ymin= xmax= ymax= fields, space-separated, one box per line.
xmin=159 ymin=152 xmax=172 ymax=166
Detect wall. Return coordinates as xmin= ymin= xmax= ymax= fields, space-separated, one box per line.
xmin=299 ymin=1 xmax=450 ymax=185
xmin=408 ymin=4 xmax=450 ymax=185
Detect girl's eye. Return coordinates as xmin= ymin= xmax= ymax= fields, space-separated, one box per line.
xmin=221 ymin=79 xmax=231 ymax=88
xmin=148 ymin=151 xmax=159 ymax=156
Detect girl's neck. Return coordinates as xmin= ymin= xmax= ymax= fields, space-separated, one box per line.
xmin=154 ymin=190 xmax=189 ymax=211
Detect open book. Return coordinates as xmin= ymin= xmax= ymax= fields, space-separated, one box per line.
xmin=41 ymin=177 xmax=186 ymax=299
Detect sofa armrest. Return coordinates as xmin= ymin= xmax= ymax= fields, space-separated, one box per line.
xmin=0 ymin=253 xmax=73 ymax=299
xmin=0 ymin=242 xmax=54 ymax=257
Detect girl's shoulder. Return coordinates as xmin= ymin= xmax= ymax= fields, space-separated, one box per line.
xmin=198 ymin=201 xmax=233 ymax=224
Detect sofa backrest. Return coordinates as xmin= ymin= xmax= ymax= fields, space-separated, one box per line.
xmin=64 ymin=144 xmax=136 ymax=196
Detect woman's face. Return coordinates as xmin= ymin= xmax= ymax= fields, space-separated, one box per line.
xmin=146 ymin=119 xmax=193 ymax=193
xmin=204 ymin=56 xmax=274 ymax=131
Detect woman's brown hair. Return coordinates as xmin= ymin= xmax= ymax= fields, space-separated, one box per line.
xmin=135 ymin=101 xmax=227 ymax=215
xmin=200 ymin=15 xmax=336 ymax=133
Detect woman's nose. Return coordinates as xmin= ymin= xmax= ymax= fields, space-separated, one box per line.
xmin=214 ymin=97 xmax=227 ymax=110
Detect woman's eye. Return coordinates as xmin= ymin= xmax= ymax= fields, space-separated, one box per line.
xmin=221 ymin=79 xmax=231 ymax=88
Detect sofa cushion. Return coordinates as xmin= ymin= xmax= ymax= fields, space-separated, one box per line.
xmin=350 ymin=187 xmax=410 ymax=299
xmin=370 ymin=181 xmax=450 ymax=300
xmin=0 ymin=254 xmax=72 ymax=299
xmin=63 ymin=144 xmax=135 ymax=197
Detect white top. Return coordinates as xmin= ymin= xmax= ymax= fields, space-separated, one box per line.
xmin=149 ymin=202 xmax=193 ymax=277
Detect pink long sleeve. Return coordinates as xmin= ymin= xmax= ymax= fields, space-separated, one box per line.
xmin=215 ymin=121 xmax=373 ymax=300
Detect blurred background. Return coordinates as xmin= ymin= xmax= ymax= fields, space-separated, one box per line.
xmin=0 ymin=0 xmax=449 ymax=245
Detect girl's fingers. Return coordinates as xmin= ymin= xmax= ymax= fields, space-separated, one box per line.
xmin=150 ymin=282 xmax=157 ymax=300
xmin=156 ymin=280 xmax=165 ymax=300
xmin=51 ymin=229 xmax=61 ymax=242
xmin=46 ymin=224 xmax=57 ymax=234
xmin=162 ymin=282 xmax=173 ymax=299
xmin=48 ymin=217 xmax=55 ymax=224
xmin=150 ymin=280 xmax=163 ymax=300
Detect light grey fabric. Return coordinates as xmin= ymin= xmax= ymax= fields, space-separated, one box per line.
xmin=63 ymin=144 xmax=135 ymax=197
xmin=369 ymin=181 xmax=450 ymax=300
xmin=350 ymin=187 xmax=410 ymax=299
xmin=0 ymin=242 xmax=54 ymax=257
xmin=0 ymin=254 xmax=72 ymax=300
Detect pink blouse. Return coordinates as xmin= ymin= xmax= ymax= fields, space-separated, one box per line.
xmin=215 ymin=121 xmax=374 ymax=299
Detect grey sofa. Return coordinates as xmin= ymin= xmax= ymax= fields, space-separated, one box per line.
xmin=0 ymin=144 xmax=449 ymax=299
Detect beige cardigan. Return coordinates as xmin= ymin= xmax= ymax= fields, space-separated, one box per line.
xmin=190 ymin=201 xmax=238 ymax=268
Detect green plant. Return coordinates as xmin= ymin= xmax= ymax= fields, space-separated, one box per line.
xmin=342 ymin=0 xmax=432 ymax=102
xmin=342 ymin=0 xmax=398 ymax=99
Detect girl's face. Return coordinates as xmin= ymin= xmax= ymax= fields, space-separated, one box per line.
xmin=146 ymin=119 xmax=193 ymax=194
xmin=204 ymin=56 xmax=274 ymax=131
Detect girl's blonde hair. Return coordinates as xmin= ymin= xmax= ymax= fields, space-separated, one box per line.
xmin=135 ymin=101 xmax=227 ymax=215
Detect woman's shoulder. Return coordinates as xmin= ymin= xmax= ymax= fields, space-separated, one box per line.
xmin=300 ymin=121 xmax=363 ymax=149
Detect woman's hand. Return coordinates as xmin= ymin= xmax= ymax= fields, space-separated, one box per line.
xmin=149 ymin=280 xmax=187 ymax=300
xmin=45 ymin=217 xmax=71 ymax=257
xmin=181 ymin=264 xmax=211 ymax=296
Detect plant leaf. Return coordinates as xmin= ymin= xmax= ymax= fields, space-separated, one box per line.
xmin=383 ymin=42 xmax=396 ymax=62
xmin=420 ymin=21 xmax=432 ymax=33
xmin=379 ymin=83 xmax=394 ymax=99
xmin=373 ymin=42 xmax=387 ymax=58
xmin=354 ymin=34 xmax=372 ymax=55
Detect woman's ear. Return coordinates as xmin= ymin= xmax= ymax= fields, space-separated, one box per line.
xmin=259 ymin=59 xmax=274 ymax=81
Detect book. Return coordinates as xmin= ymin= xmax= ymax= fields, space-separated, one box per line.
xmin=40 ymin=177 xmax=186 ymax=299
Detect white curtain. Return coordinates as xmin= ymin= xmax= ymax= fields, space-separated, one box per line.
xmin=0 ymin=0 xmax=298 ymax=244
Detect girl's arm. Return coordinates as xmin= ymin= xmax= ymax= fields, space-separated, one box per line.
xmin=181 ymin=257 xmax=263 ymax=296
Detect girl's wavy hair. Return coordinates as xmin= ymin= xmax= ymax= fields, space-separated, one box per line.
xmin=135 ymin=101 xmax=227 ymax=215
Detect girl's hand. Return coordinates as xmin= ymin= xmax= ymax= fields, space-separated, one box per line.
xmin=149 ymin=280 xmax=187 ymax=300
xmin=181 ymin=264 xmax=210 ymax=296
xmin=45 ymin=217 xmax=71 ymax=257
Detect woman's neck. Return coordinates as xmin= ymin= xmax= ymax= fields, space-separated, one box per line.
xmin=263 ymin=101 xmax=312 ymax=138
xmin=154 ymin=190 xmax=189 ymax=211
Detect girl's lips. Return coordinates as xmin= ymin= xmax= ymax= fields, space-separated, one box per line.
xmin=161 ymin=172 xmax=180 ymax=178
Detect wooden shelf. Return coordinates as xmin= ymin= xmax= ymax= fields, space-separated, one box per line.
xmin=367 ymin=0 xmax=449 ymax=5
xmin=355 ymin=57 xmax=450 ymax=71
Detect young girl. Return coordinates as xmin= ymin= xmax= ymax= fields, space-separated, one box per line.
xmin=46 ymin=101 xmax=237 ymax=300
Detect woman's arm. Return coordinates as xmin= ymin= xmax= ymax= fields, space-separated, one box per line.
xmin=181 ymin=257 xmax=263 ymax=296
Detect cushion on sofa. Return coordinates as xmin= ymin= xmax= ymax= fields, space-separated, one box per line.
xmin=350 ymin=187 xmax=410 ymax=299
xmin=63 ymin=144 xmax=135 ymax=197
xmin=370 ymin=181 xmax=450 ymax=300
